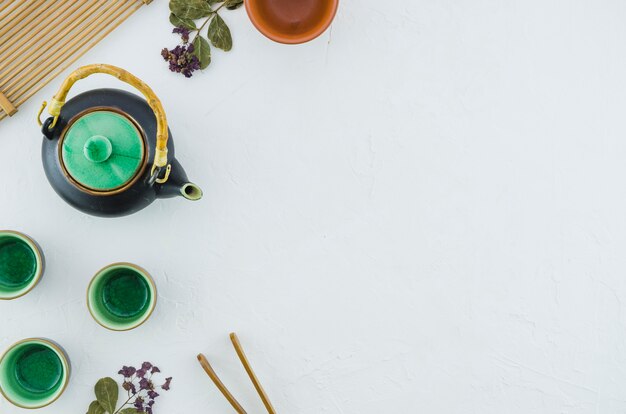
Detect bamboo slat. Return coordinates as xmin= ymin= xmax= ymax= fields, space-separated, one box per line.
xmin=0 ymin=0 xmax=149 ymax=122
xmin=0 ymin=92 xmax=16 ymax=116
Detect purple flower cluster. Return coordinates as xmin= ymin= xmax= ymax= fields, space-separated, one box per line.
xmin=172 ymin=27 xmax=191 ymax=42
xmin=118 ymin=362 xmax=172 ymax=414
xmin=161 ymin=27 xmax=201 ymax=78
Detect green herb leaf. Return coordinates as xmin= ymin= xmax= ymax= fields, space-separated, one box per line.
xmin=170 ymin=0 xmax=212 ymax=19
xmin=95 ymin=378 xmax=119 ymax=414
xmin=208 ymin=0 xmax=222 ymax=4
xmin=169 ymin=13 xmax=197 ymax=29
xmin=225 ymin=0 xmax=244 ymax=10
xmin=119 ymin=409 xmax=141 ymax=414
xmin=87 ymin=401 xmax=106 ymax=414
xmin=193 ymin=36 xmax=212 ymax=69
xmin=207 ymin=14 xmax=232 ymax=51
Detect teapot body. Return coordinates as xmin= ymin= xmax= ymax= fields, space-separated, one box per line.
xmin=42 ymin=89 xmax=190 ymax=217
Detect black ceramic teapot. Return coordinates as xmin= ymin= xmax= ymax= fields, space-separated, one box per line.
xmin=39 ymin=64 xmax=202 ymax=217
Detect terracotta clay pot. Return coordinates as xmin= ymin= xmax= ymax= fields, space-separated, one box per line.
xmin=246 ymin=0 xmax=339 ymax=44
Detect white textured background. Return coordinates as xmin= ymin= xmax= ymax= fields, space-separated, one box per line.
xmin=2 ymin=0 xmax=626 ymax=412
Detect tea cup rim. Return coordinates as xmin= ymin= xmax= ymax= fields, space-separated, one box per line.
xmin=0 ymin=337 xmax=70 ymax=409
xmin=245 ymin=0 xmax=339 ymax=44
xmin=86 ymin=262 xmax=157 ymax=332
xmin=0 ymin=230 xmax=44 ymax=301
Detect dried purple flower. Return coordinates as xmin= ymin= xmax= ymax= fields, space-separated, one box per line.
xmin=173 ymin=27 xmax=191 ymax=43
xmin=122 ymin=382 xmax=133 ymax=394
xmin=161 ymin=377 xmax=172 ymax=391
xmin=161 ymin=44 xmax=201 ymax=78
xmin=118 ymin=365 xmax=136 ymax=378
xmin=162 ymin=1 xmax=239 ymax=78
xmin=139 ymin=377 xmax=154 ymax=391
xmin=92 ymin=363 xmax=171 ymax=414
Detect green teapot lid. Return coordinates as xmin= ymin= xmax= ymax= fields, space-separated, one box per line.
xmin=61 ymin=111 xmax=145 ymax=191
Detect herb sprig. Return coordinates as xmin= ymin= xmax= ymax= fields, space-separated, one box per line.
xmin=86 ymin=362 xmax=172 ymax=414
xmin=163 ymin=0 xmax=243 ymax=77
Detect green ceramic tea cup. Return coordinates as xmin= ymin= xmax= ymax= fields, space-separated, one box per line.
xmin=0 ymin=338 xmax=70 ymax=409
xmin=87 ymin=263 xmax=157 ymax=331
xmin=0 ymin=231 xmax=44 ymax=300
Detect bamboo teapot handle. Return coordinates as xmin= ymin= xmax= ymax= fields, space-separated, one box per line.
xmin=45 ymin=64 xmax=169 ymax=182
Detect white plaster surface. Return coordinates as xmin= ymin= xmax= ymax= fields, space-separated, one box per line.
xmin=2 ymin=0 xmax=626 ymax=412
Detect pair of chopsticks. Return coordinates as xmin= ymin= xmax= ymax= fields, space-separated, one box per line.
xmin=197 ymin=333 xmax=276 ymax=414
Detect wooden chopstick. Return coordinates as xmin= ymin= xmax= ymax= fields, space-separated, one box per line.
xmin=230 ymin=333 xmax=277 ymax=414
xmin=196 ymin=333 xmax=277 ymax=414
xmin=197 ymin=353 xmax=248 ymax=414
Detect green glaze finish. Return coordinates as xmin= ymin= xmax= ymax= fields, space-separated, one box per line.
xmin=0 ymin=231 xmax=43 ymax=300
xmin=87 ymin=263 xmax=157 ymax=331
xmin=0 ymin=243 xmax=35 ymax=288
xmin=61 ymin=111 xmax=145 ymax=191
xmin=83 ymin=135 xmax=113 ymax=163
xmin=0 ymin=339 xmax=70 ymax=409
xmin=102 ymin=271 xmax=150 ymax=318
xmin=14 ymin=345 xmax=62 ymax=393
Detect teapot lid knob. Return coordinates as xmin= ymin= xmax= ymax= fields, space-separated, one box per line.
xmin=83 ymin=135 xmax=113 ymax=163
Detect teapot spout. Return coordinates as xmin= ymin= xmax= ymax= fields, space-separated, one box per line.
xmin=180 ymin=182 xmax=203 ymax=201
xmin=156 ymin=158 xmax=203 ymax=201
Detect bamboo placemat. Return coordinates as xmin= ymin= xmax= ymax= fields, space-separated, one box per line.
xmin=0 ymin=0 xmax=151 ymax=122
